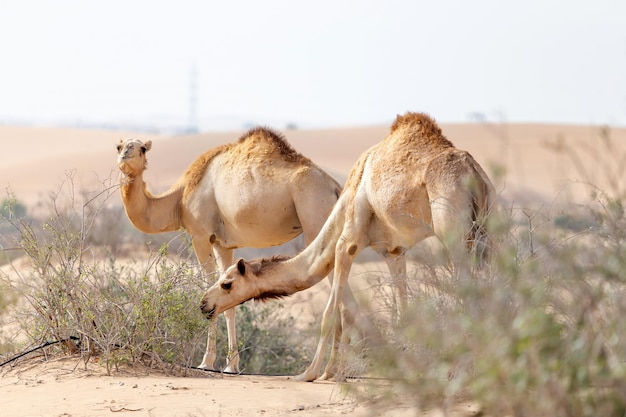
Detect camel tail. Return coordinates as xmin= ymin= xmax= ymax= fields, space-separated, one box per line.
xmin=466 ymin=164 xmax=495 ymax=268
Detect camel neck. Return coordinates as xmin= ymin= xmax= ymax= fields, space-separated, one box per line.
xmin=256 ymin=197 xmax=347 ymax=298
xmin=120 ymin=173 xmax=183 ymax=234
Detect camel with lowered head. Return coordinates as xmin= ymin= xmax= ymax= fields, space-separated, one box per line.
xmin=116 ymin=127 xmax=342 ymax=373
xmin=200 ymin=112 xmax=497 ymax=381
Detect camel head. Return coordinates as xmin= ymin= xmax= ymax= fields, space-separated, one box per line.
xmin=200 ymin=256 xmax=293 ymax=320
xmin=116 ymin=139 xmax=152 ymax=177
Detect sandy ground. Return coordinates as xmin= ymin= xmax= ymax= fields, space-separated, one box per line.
xmin=0 ymin=356 xmax=394 ymax=417
xmin=0 ymin=356 xmax=483 ymax=417
xmin=2 ymin=120 xmax=626 ymax=416
xmin=0 ymin=257 xmax=456 ymax=417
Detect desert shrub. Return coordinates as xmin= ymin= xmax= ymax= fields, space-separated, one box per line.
xmin=357 ymin=127 xmax=626 ymax=416
xmin=0 ymin=176 xmax=313 ymax=376
xmin=0 ymin=195 xmax=27 ymax=266
xmin=0 ymin=197 xmax=27 ymax=221
xmin=553 ymin=212 xmax=599 ymax=232
xmin=215 ymin=302 xmax=314 ymax=376
xmin=358 ymin=198 xmax=626 ymax=416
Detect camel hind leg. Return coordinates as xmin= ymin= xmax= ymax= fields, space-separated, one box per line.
xmin=429 ymin=192 xmax=475 ymax=279
xmin=374 ymin=248 xmax=408 ymax=323
xmin=426 ymin=153 xmax=494 ymax=275
xmin=292 ymin=179 xmax=340 ymax=249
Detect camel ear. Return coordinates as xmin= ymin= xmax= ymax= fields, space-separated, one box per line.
xmin=141 ymin=140 xmax=152 ymax=153
xmin=236 ymin=258 xmax=246 ymax=275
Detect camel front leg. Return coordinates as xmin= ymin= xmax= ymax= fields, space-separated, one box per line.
xmin=295 ymin=286 xmax=342 ymax=382
xmin=213 ymin=245 xmax=240 ymax=373
xmin=222 ymin=308 xmax=239 ymax=373
xmin=199 ymin=320 xmax=218 ymax=370
xmin=319 ymin=236 xmax=363 ymax=381
xmin=318 ymin=291 xmax=349 ymax=381
xmin=318 ymin=200 xmax=373 ymax=382
xmin=193 ymin=236 xmax=219 ymax=369
xmin=297 ymin=234 xmax=360 ymax=382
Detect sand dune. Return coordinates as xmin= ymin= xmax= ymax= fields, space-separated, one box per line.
xmin=2 ymin=122 xmax=623 ymax=209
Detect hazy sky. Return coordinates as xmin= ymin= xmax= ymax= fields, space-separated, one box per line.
xmin=1 ymin=0 xmax=625 ymax=131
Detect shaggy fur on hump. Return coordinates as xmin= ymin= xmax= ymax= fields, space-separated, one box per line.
xmin=238 ymin=126 xmax=309 ymax=163
xmin=182 ymin=127 xmax=308 ymax=197
xmin=390 ymin=112 xmax=455 ymax=148
xmin=181 ymin=144 xmax=229 ymax=196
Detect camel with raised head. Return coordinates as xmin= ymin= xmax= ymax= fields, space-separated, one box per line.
xmin=200 ymin=112 xmax=497 ymax=381
xmin=116 ymin=127 xmax=342 ymax=373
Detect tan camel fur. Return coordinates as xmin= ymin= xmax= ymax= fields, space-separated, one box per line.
xmin=200 ymin=112 xmax=497 ymax=381
xmin=116 ymin=127 xmax=342 ymax=373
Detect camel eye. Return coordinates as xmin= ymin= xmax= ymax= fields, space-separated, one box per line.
xmin=221 ymin=281 xmax=232 ymax=291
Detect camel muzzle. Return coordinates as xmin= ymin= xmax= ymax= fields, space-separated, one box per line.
xmin=200 ymin=301 xmax=216 ymax=320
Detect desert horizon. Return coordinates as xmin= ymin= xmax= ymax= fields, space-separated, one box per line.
xmin=3 ymin=120 xmax=624 ymax=210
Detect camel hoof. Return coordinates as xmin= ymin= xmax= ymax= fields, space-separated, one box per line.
xmin=198 ymin=353 xmax=216 ymax=370
xmin=320 ymin=369 xmax=347 ymax=382
xmin=318 ymin=372 xmax=333 ymax=381
xmin=294 ymin=371 xmax=318 ymax=382
xmin=197 ymin=361 xmax=217 ymax=371
xmin=223 ymin=365 xmax=239 ymax=374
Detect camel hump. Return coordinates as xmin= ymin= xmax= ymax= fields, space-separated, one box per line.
xmin=390 ymin=112 xmax=439 ymax=134
xmin=390 ymin=112 xmax=454 ymax=148
xmin=238 ymin=126 xmax=309 ymax=164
